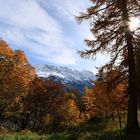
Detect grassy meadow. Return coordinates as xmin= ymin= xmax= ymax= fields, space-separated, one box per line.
xmin=0 ymin=115 xmax=140 ymax=140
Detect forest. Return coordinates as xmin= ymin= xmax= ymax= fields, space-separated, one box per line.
xmin=0 ymin=0 xmax=140 ymax=140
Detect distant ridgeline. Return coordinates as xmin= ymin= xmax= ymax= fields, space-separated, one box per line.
xmin=35 ymin=64 xmax=95 ymax=93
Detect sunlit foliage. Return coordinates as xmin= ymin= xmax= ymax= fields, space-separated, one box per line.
xmin=0 ymin=40 xmax=35 ymax=124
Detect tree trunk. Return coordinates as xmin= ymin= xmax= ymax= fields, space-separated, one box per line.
xmin=123 ymin=110 xmax=126 ymax=127
xmin=126 ymin=31 xmax=139 ymax=133
xmin=121 ymin=0 xmax=139 ymax=133
xmin=117 ymin=106 xmax=122 ymax=129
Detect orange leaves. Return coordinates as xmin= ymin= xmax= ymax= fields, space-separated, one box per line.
xmin=14 ymin=50 xmax=28 ymax=63
xmin=0 ymin=40 xmax=35 ymax=120
xmin=26 ymin=76 xmax=82 ymax=128
xmin=0 ymin=40 xmax=13 ymax=57
xmin=82 ymin=87 xmax=96 ymax=119
xmin=93 ymin=68 xmax=127 ymax=118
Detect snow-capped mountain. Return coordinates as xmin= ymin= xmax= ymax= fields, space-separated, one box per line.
xmin=35 ymin=64 xmax=95 ymax=93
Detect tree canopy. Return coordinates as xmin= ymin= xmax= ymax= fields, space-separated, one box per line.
xmin=77 ymin=0 xmax=140 ymax=133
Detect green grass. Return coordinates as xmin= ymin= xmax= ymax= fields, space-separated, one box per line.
xmin=0 ymin=117 xmax=140 ymax=140
xmin=0 ymin=129 xmax=140 ymax=140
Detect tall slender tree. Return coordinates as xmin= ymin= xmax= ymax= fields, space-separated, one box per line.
xmin=77 ymin=0 xmax=140 ymax=133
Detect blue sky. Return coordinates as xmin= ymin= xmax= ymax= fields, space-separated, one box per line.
xmin=0 ymin=0 xmax=109 ymax=73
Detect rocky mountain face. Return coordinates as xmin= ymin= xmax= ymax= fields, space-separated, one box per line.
xmin=35 ymin=64 xmax=95 ymax=93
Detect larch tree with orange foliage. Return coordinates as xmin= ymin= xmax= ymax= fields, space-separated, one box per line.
xmin=0 ymin=40 xmax=35 ymax=125
xmin=94 ymin=66 xmax=127 ymax=127
xmin=26 ymin=76 xmax=66 ymax=129
xmin=77 ymin=0 xmax=140 ymax=133
xmin=82 ymin=86 xmax=96 ymax=120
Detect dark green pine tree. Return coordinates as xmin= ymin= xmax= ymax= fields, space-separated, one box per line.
xmin=77 ymin=0 xmax=140 ymax=133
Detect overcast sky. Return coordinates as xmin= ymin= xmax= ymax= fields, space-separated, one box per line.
xmin=0 ymin=0 xmax=109 ymax=73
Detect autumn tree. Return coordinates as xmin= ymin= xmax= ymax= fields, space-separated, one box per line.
xmin=61 ymin=92 xmax=80 ymax=128
xmin=0 ymin=40 xmax=14 ymax=85
xmin=82 ymin=86 xmax=96 ymax=120
xmin=27 ymin=77 xmax=66 ymax=130
xmin=77 ymin=0 xmax=140 ymax=133
xmin=0 ymin=40 xmax=35 ymax=126
xmin=81 ymin=67 xmax=127 ymax=128
xmin=94 ymin=67 xmax=127 ymax=127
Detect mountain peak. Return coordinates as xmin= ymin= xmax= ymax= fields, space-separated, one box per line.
xmin=35 ymin=64 xmax=95 ymax=93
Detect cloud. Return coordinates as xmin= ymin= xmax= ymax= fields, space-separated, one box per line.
xmin=0 ymin=0 xmax=61 ymax=32
xmin=0 ymin=0 xmax=109 ymax=72
xmin=42 ymin=0 xmax=92 ymax=43
xmin=0 ymin=0 xmax=76 ymax=65
xmin=41 ymin=0 xmax=90 ymax=21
